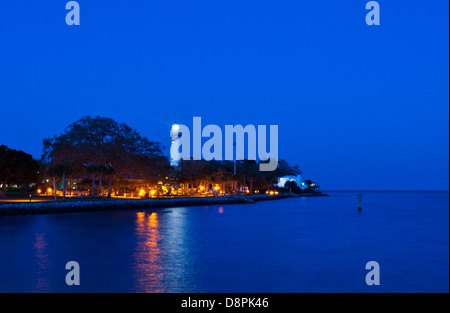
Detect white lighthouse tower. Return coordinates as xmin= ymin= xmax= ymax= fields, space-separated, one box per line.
xmin=170 ymin=122 xmax=181 ymax=167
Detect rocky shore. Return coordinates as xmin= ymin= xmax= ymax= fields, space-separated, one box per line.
xmin=0 ymin=193 xmax=327 ymax=217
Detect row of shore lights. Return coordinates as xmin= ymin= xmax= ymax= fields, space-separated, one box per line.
xmin=139 ymin=189 xmax=157 ymax=197
xmin=37 ymin=187 xmax=278 ymax=196
xmin=37 ymin=188 xmax=52 ymax=194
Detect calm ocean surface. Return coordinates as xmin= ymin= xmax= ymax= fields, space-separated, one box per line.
xmin=0 ymin=191 xmax=448 ymax=293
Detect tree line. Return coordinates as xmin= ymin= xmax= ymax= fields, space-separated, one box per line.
xmin=0 ymin=116 xmax=317 ymax=199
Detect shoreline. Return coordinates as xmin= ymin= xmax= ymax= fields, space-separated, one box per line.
xmin=0 ymin=193 xmax=328 ymax=217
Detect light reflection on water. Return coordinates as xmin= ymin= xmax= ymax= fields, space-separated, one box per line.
xmin=159 ymin=208 xmax=196 ymax=292
xmin=32 ymin=232 xmax=51 ymax=292
xmin=131 ymin=209 xmax=193 ymax=292
xmin=132 ymin=212 xmax=163 ymax=292
xmin=0 ymin=192 xmax=448 ymax=292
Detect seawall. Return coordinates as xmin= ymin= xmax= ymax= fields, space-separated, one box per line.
xmin=0 ymin=193 xmax=327 ymax=217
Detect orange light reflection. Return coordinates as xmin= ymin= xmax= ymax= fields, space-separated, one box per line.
xmin=132 ymin=212 xmax=163 ymax=292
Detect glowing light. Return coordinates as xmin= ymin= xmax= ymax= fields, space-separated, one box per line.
xmin=200 ymin=186 xmax=204 ymax=191
xmin=47 ymin=188 xmax=52 ymax=193
xmin=150 ymin=190 xmax=156 ymax=196
xmin=275 ymin=191 xmax=279 ymax=195
xmin=37 ymin=189 xmax=41 ymax=194
xmin=139 ymin=189 xmax=146 ymax=196
xmin=265 ymin=191 xmax=269 ymax=194
xmin=270 ymin=191 xmax=274 ymax=195
xmin=214 ymin=186 xmax=220 ymax=190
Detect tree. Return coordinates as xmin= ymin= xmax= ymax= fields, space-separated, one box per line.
xmin=274 ymin=159 xmax=302 ymax=177
xmin=0 ymin=145 xmax=39 ymax=199
xmin=47 ymin=163 xmax=73 ymax=200
xmin=96 ymin=164 xmax=108 ymax=197
xmin=304 ymin=179 xmax=319 ymax=192
xmin=42 ymin=116 xmax=168 ymax=196
xmin=285 ymin=181 xmax=301 ymax=194
xmin=175 ymin=159 xmax=214 ymax=194
xmin=214 ymin=167 xmax=234 ymax=193
xmin=237 ymin=160 xmax=259 ymax=193
xmin=85 ymin=164 xmax=99 ymax=197
xmin=47 ymin=165 xmax=59 ymax=200
xmin=60 ymin=163 xmax=73 ymax=200
xmin=104 ymin=164 xmax=115 ymax=198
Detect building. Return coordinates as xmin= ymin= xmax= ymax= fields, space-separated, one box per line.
xmin=276 ymin=175 xmax=308 ymax=190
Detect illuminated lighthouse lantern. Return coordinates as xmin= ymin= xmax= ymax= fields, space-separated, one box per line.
xmin=170 ymin=122 xmax=181 ymax=167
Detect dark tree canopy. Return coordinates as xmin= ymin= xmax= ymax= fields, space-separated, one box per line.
xmin=173 ymin=158 xmax=307 ymax=193
xmin=42 ymin=116 xmax=168 ymax=180
xmin=0 ymin=145 xmax=39 ymax=195
xmin=274 ymin=159 xmax=302 ymax=177
xmin=175 ymin=159 xmax=214 ymax=186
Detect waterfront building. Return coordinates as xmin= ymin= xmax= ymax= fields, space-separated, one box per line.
xmin=276 ymin=175 xmax=308 ymax=190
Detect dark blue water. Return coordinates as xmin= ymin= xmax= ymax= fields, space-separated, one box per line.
xmin=0 ymin=191 xmax=448 ymax=293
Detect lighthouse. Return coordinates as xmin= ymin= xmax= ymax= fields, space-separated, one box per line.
xmin=170 ymin=122 xmax=181 ymax=167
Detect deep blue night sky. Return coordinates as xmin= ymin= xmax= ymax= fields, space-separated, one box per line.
xmin=0 ymin=1 xmax=448 ymax=190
